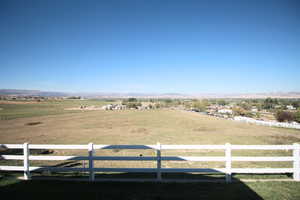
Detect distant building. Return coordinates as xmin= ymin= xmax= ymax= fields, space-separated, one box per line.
xmin=218 ymin=109 xmax=233 ymax=114
xmin=286 ymin=105 xmax=296 ymax=110
xmin=251 ymin=108 xmax=258 ymax=112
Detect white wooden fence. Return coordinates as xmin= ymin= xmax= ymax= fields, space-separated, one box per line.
xmin=234 ymin=116 xmax=300 ymax=129
xmin=0 ymin=143 xmax=300 ymax=183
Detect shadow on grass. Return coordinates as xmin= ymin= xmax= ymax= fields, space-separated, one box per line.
xmin=0 ymin=172 xmax=264 ymax=200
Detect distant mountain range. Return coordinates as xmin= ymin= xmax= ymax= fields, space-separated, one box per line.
xmin=0 ymin=89 xmax=68 ymax=97
xmin=1 ymin=89 xmax=300 ymax=99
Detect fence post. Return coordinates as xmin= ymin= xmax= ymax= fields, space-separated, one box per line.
xmin=156 ymin=142 xmax=162 ymax=181
xmin=23 ymin=143 xmax=30 ymax=180
xmin=225 ymin=143 xmax=232 ymax=183
xmin=293 ymin=143 xmax=300 ymax=181
xmin=88 ymin=143 xmax=95 ymax=181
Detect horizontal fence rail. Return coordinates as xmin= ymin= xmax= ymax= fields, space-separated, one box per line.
xmin=0 ymin=143 xmax=299 ymax=182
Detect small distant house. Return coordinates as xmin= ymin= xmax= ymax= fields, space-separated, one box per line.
xmin=286 ymin=105 xmax=296 ymax=110
xmin=251 ymin=108 xmax=258 ymax=112
xmin=218 ymin=109 xmax=233 ymax=115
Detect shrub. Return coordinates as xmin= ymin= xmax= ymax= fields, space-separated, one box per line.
xmin=192 ymin=101 xmax=208 ymax=112
xmin=154 ymin=103 xmax=161 ymax=109
xmin=217 ymin=99 xmax=227 ymax=106
xmin=255 ymin=112 xmax=261 ymax=118
xmin=240 ymin=103 xmax=251 ymax=110
xmin=244 ymin=112 xmax=255 ymax=118
xmin=275 ymin=111 xmax=294 ymax=122
xmin=233 ymin=107 xmax=247 ymax=116
xmin=67 ymin=96 xmax=81 ymax=99
xmin=126 ymin=102 xmax=141 ymax=109
xmin=164 ymin=99 xmax=173 ymax=104
xmin=292 ymin=101 xmax=300 ymax=109
xmin=128 ymin=98 xmax=137 ymax=102
xmin=294 ymin=111 xmax=300 ymax=123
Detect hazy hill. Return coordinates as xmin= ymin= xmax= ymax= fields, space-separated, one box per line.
xmin=1 ymin=89 xmax=300 ymax=99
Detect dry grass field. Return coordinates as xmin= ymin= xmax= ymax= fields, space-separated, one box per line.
xmin=1 ymin=101 xmax=300 ymax=169
xmin=1 ymin=108 xmax=300 ymax=145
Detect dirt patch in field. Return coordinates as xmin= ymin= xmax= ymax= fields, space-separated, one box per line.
xmin=131 ymin=128 xmax=148 ymax=134
xmin=192 ymin=127 xmax=216 ymax=132
xmin=265 ymin=135 xmax=300 ymax=144
xmin=105 ymin=123 xmax=113 ymax=129
xmin=25 ymin=121 xmax=43 ymax=126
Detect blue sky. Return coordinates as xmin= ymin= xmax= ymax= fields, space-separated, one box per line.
xmin=0 ymin=0 xmax=299 ymax=93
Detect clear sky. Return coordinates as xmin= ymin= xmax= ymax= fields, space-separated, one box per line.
xmin=0 ymin=0 xmax=299 ymax=93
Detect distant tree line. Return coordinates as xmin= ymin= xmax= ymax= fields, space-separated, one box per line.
xmin=121 ymin=98 xmax=142 ymax=109
xmin=66 ymin=96 xmax=81 ymax=99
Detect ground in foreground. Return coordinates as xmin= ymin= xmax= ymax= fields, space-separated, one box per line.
xmin=1 ymin=177 xmax=300 ymax=200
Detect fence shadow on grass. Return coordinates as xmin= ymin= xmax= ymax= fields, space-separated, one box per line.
xmin=0 ymin=144 xmax=271 ymax=199
xmin=0 ymin=172 xmax=264 ymax=200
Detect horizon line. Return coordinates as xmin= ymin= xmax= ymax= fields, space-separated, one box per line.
xmin=1 ymin=88 xmax=300 ymax=95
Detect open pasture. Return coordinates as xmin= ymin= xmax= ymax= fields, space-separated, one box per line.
xmin=1 ymin=100 xmax=300 ymax=169
xmin=1 ymin=100 xmax=300 ymax=200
